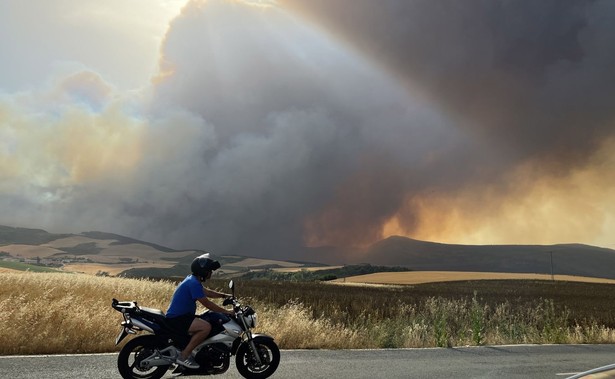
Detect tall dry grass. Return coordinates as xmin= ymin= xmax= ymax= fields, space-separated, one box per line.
xmin=2 ymin=272 xmax=615 ymax=355
xmin=0 ymin=272 xmax=369 ymax=354
xmin=0 ymin=272 xmax=176 ymax=354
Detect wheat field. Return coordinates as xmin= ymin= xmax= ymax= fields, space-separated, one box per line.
xmin=0 ymin=272 xmax=175 ymax=354
xmin=2 ymin=271 xmax=615 ymax=355
xmin=0 ymin=272 xmax=367 ymax=354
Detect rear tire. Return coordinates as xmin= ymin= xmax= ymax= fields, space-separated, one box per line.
xmin=117 ymin=335 xmax=170 ymax=379
xmin=235 ymin=338 xmax=280 ymax=379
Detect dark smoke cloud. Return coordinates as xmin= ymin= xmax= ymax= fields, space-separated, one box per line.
xmin=151 ymin=0 xmax=615 ymax=253
xmin=2 ymin=0 xmax=615 ymax=257
xmin=283 ymin=0 xmax=615 ymax=162
xmin=147 ymin=0 xmax=457 ymax=254
xmin=277 ymin=0 xmax=615 ymax=247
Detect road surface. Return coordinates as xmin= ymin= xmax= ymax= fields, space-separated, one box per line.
xmin=2 ymin=345 xmax=615 ymax=378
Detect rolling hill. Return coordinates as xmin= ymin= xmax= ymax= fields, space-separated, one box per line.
xmin=2 ymin=225 xmax=615 ymax=280
xmin=0 ymin=225 xmax=324 ymax=277
xmin=340 ymin=236 xmax=615 ymax=279
xmin=0 ymin=225 xmax=201 ymax=276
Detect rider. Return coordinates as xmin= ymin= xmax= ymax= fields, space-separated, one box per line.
xmin=166 ymin=253 xmax=233 ymax=369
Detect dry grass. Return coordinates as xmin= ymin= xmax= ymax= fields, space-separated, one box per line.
xmin=0 ymin=244 xmax=64 ymax=259
xmin=257 ymin=301 xmax=366 ymax=349
xmin=95 ymin=244 xmax=194 ymax=261
xmin=3 ymin=272 xmax=615 ymax=355
xmin=338 ymin=271 xmax=615 ymax=285
xmin=2 ymin=238 xmax=194 ymax=264
xmin=272 ymin=266 xmax=344 ymax=273
xmin=229 ymin=258 xmax=303 ymax=268
xmin=0 ymin=272 xmax=348 ymax=354
xmin=63 ymin=262 xmax=175 ymax=276
xmin=43 ymin=236 xmax=117 ymax=249
xmin=0 ymin=272 xmax=176 ymax=355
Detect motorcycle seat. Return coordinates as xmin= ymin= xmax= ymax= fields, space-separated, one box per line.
xmin=140 ymin=307 xmax=166 ymax=320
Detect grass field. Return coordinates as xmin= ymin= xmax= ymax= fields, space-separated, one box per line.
xmin=2 ymin=271 xmax=615 ymax=355
xmin=272 ymin=266 xmax=344 ymax=273
xmin=229 ymin=258 xmax=304 ymax=268
xmin=62 ymin=262 xmax=176 ymax=276
xmin=0 ymin=236 xmax=196 ymax=273
xmin=337 ymin=271 xmax=615 ymax=285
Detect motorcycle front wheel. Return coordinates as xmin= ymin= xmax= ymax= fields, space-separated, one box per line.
xmin=235 ymin=338 xmax=280 ymax=379
xmin=117 ymin=335 xmax=170 ymax=379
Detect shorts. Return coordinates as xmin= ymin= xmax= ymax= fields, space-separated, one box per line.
xmin=165 ymin=313 xmax=195 ymax=335
xmin=198 ymin=312 xmax=231 ymax=336
xmin=198 ymin=311 xmax=230 ymax=325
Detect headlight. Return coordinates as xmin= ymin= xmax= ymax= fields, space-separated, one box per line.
xmin=247 ymin=313 xmax=257 ymax=328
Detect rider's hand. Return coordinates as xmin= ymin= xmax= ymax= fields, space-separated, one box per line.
xmin=223 ymin=296 xmax=234 ymax=306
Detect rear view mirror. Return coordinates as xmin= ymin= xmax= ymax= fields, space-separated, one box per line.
xmin=229 ymin=280 xmax=235 ymax=297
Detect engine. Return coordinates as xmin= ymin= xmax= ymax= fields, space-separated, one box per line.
xmin=195 ymin=343 xmax=231 ymax=373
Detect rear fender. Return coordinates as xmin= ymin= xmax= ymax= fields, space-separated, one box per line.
xmin=115 ymin=317 xmax=159 ymax=345
xmin=131 ymin=318 xmax=157 ymax=333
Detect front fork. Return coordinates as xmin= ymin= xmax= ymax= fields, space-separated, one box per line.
xmin=240 ymin=318 xmax=263 ymax=366
xmin=246 ymin=328 xmax=263 ymax=366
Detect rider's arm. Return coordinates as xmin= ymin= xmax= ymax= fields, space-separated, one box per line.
xmin=204 ymin=288 xmax=231 ymax=299
xmin=197 ymin=296 xmax=233 ymax=315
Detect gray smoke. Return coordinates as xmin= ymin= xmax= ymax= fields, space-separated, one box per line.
xmin=2 ymin=0 xmax=614 ymax=257
xmin=283 ymin=0 xmax=615 ymax=165
xmin=144 ymin=0 xmax=457 ymax=254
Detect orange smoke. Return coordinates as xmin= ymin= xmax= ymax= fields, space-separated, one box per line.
xmin=304 ymin=137 xmax=615 ymax=249
xmin=383 ymin=137 xmax=615 ymax=248
xmin=303 ymin=154 xmax=407 ymax=248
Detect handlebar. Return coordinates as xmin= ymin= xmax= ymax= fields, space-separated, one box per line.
xmin=223 ymin=296 xmax=235 ymax=306
xmin=222 ymin=296 xmax=252 ymax=315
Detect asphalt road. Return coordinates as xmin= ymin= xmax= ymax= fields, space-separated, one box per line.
xmin=2 ymin=345 xmax=615 ymax=379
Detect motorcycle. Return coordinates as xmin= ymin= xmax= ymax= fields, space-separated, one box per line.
xmin=111 ymin=280 xmax=280 ymax=379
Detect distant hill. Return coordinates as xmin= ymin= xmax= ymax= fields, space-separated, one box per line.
xmin=0 ymin=225 xmax=326 ymax=278
xmin=0 ymin=225 xmax=71 ymax=245
xmin=79 ymin=231 xmax=178 ymax=252
xmin=0 ymin=225 xmax=201 ymax=276
xmin=342 ymin=236 xmax=615 ymax=280
xmin=3 ymin=225 xmax=615 ymax=280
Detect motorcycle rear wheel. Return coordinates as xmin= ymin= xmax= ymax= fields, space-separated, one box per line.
xmin=235 ymin=338 xmax=280 ymax=379
xmin=117 ymin=335 xmax=170 ymax=379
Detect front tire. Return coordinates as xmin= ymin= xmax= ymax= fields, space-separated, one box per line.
xmin=235 ymin=338 xmax=280 ymax=379
xmin=117 ymin=335 xmax=169 ymax=379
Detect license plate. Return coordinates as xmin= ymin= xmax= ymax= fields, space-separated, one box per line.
xmin=115 ymin=327 xmax=128 ymax=345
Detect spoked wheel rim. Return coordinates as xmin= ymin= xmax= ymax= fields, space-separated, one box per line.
xmin=242 ymin=344 xmax=274 ymax=374
xmin=127 ymin=345 xmax=159 ymax=377
xmin=118 ymin=336 xmax=169 ymax=379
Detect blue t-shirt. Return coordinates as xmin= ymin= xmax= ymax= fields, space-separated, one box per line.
xmin=166 ymin=275 xmax=206 ymax=318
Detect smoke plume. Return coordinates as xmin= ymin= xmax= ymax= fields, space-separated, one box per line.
xmin=1 ymin=0 xmax=614 ymax=258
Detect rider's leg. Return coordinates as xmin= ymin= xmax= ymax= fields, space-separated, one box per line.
xmin=180 ymin=318 xmax=211 ymax=360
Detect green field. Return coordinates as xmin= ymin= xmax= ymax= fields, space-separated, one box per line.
xmin=0 ymin=260 xmax=60 ymax=273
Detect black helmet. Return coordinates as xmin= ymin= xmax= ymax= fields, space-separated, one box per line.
xmin=191 ymin=253 xmax=221 ymax=278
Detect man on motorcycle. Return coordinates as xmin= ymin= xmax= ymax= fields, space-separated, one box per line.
xmin=166 ymin=253 xmax=233 ymax=369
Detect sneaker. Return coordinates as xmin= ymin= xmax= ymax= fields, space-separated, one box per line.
xmin=175 ymin=355 xmax=199 ymax=369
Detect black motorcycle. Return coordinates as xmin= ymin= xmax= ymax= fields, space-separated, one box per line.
xmin=112 ymin=280 xmax=280 ymax=378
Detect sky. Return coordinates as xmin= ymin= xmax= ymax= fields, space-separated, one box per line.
xmin=1 ymin=0 xmax=614 ymax=258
